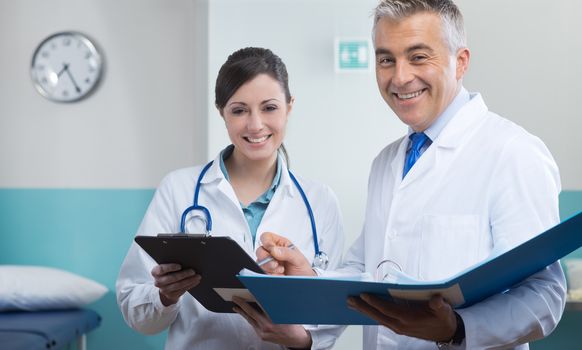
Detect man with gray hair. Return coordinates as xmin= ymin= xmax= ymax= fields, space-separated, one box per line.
xmin=258 ymin=0 xmax=566 ymax=348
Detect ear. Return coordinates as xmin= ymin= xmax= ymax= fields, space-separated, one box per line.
xmin=455 ymin=47 xmax=470 ymax=80
xmin=286 ymin=97 xmax=295 ymax=116
xmin=216 ymin=104 xmax=225 ymax=118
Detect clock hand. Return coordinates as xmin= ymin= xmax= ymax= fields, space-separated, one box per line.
xmin=64 ymin=65 xmax=82 ymax=93
xmin=57 ymin=63 xmax=69 ymax=77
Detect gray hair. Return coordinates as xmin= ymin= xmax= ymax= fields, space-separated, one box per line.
xmin=372 ymin=0 xmax=467 ymax=53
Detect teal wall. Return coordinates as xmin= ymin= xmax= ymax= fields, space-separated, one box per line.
xmin=0 ymin=189 xmax=165 ymax=349
xmin=531 ymin=190 xmax=582 ymax=350
xmin=0 ymin=189 xmax=581 ymax=349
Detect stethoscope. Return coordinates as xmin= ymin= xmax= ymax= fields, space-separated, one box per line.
xmin=179 ymin=160 xmax=329 ymax=270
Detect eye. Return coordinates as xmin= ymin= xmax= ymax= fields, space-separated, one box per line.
xmin=411 ymin=54 xmax=428 ymax=62
xmin=230 ymin=108 xmax=246 ymax=115
xmin=264 ymin=104 xmax=279 ymax=112
xmin=377 ymin=56 xmax=395 ymax=66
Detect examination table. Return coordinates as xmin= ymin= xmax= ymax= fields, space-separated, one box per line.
xmin=0 ymin=308 xmax=101 ymax=349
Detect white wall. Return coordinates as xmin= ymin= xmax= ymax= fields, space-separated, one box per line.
xmin=0 ymin=0 xmax=208 ymax=188
xmin=206 ymin=1 xmax=402 ymax=347
xmin=458 ymin=0 xmax=582 ymax=190
xmin=207 ymin=0 xmax=402 ymax=250
xmin=206 ymin=1 xmax=582 ymax=348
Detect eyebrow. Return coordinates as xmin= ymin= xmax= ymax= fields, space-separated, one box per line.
xmin=227 ymin=98 xmax=281 ymax=107
xmin=261 ymin=98 xmax=280 ymax=104
xmin=375 ymin=44 xmax=435 ymax=56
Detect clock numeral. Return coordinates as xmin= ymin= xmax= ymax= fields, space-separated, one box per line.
xmin=63 ymin=37 xmax=71 ymax=46
xmin=41 ymin=51 xmax=49 ymax=58
xmin=62 ymin=90 xmax=69 ymax=97
xmin=36 ymin=64 xmax=45 ymax=71
xmin=50 ymin=43 xmax=57 ymax=50
xmin=41 ymin=77 xmax=48 ymax=84
xmin=85 ymin=78 xmax=91 ymax=84
xmin=85 ymin=52 xmax=92 ymax=59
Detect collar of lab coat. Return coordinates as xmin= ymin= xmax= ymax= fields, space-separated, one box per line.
xmin=394 ymin=92 xmax=489 ymax=186
xmin=432 ymin=92 xmax=489 ymax=149
xmin=198 ymin=148 xmax=297 ymax=199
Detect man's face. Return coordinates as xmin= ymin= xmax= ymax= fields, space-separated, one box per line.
xmin=374 ymin=12 xmax=469 ymax=132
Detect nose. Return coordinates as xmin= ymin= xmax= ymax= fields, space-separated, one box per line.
xmin=247 ymin=110 xmax=264 ymax=132
xmin=392 ymin=61 xmax=414 ymax=87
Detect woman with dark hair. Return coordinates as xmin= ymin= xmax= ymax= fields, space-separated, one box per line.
xmin=116 ymin=47 xmax=345 ymax=349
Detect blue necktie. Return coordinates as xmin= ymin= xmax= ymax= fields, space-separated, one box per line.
xmin=403 ymin=132 xmax=430 ymax=178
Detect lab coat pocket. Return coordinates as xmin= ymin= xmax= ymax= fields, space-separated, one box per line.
xmin=419 ymin=214 xmax=480 ymax=281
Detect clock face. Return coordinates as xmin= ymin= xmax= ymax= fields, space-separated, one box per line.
xmin=31 ymin=31 xmax=103 ymax=103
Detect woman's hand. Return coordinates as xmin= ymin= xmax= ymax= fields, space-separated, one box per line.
xmin=257 ymin=232 xmax=316 ymax=276
xmin=233 ymin=297 xmax=313 ymax=349
xmin=151 ymin=263 xmax=201 ymax=306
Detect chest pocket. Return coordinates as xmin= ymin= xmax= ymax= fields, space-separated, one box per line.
xmin=419 ymin=214 xmax=481 ymax=280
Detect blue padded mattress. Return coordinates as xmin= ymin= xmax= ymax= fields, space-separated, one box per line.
xmin=0 ymin=309 xmax=101 ymax=350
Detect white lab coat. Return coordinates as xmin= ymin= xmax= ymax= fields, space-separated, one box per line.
xmin=339 ymin=93 xmax=566 ymax=349
xmin=116 ymin=152 xmax=345 ymax=350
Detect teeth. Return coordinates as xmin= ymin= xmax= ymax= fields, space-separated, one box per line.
xmin=247 ymin=135 xmax=269 ymax=143
xmin=397 ymin=90 xmax=424 ymax=100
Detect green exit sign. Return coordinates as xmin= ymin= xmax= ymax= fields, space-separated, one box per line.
xmin=335 ymin=38 xmax=371 ymax=72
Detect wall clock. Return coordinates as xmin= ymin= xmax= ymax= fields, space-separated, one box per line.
xmin=31 ymin=31 xmax=103 ymax=103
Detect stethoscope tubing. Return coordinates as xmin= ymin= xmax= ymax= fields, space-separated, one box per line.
xmin=180 ymin=161 xmax=214 ymax=233
xmin=287 ymin=171 xmax=320 ymax=257
xmin=180 ymin=159 xmax=326 ymax=268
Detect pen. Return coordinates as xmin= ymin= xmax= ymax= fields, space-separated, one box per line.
xmin=257 ymin=244 xmax=295 ymax=267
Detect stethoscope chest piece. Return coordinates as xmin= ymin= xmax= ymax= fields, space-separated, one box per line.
xmin=312 ymin=251 xmax=329 ymax=270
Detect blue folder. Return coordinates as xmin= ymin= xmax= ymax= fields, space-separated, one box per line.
xmin=238 ymin=212 xmax=582 ymax=325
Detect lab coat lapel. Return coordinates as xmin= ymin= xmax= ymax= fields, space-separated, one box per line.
xmin=201 ymin=153 xmax=241 ymax=208
xmin=255 ymin=157 xmax=296 ymax=249
xmin=390 ymin=137 xmax=408 ymax=183
xmin=437 ymin=93 xmax=489 ymax=149
xmin=261 ymin=156 xmax=295 ymax=221
xmin=397 ymin=93 xmax=489 ymax=190
xmin=399 ymin=143 xmax=436 ymax=188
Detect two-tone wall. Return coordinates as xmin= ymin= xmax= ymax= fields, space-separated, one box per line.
xmin=0 ymin=0 xmax=208 ymax=348
xmin=1 ymin=1 xmax=580 ymax=349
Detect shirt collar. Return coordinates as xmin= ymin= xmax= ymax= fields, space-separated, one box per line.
xmin=218 ymin=144 xmax=282 ymax=203
xmin=408 ymin=87 xmax=470 ymax=142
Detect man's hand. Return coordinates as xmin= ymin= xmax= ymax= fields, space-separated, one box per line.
xmin=151 ymin=263 xmax=201 ymax=306
xmin=257 ymin=232 xmax=315 ymax=276
xmin=347 ymin=294 xmax=458 ymax=342
xmin=233 ymin=297 xmax=313 ymax=349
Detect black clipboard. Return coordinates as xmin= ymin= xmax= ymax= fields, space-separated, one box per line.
xmin=135 ymin=234 xmax=264 ymax=313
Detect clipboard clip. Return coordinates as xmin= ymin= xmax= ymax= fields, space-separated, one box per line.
xmin=157 ymin=233 xmax=211 ymax=238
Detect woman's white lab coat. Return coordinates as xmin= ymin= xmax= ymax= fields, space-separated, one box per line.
xmin=341 ymin=93 xmax=566 ymax=349
xmin=116 ymin=152 xmax=345 ymax=350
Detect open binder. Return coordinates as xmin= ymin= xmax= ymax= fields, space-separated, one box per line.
xmin=238 ymin=212 xmax=582 ymax=325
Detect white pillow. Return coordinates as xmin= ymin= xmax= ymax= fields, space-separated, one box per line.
xmin=0 ymin=265 xmax=108 ymax=311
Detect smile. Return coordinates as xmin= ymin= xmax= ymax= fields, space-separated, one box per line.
xmin=244 ymin=135 xmax=270 ymax=143
xmin=394 ymin=89 xmax=426 ymax=100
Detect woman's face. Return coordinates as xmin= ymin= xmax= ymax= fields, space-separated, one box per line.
xmin=221 ymin=73 xmax=292 ymax=164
